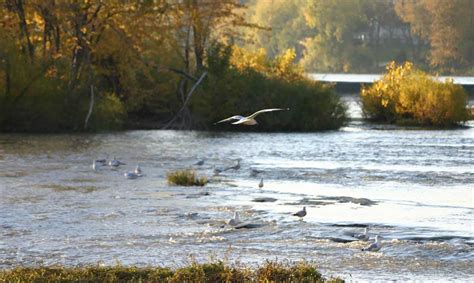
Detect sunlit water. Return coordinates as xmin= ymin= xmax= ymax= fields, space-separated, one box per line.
xmin=0 ymin=97 xmax=473 ymax=281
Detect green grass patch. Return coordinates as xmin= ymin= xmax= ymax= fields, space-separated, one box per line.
xmin=0 ymin=261 xmax=343 ymax=282
xmin=167 ymin=170 xmax=208 ymax=186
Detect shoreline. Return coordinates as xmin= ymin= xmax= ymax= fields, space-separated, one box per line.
xmin=0 ymin=261 xmax=343 ymax=282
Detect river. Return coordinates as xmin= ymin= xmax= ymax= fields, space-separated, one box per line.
xmin=0 ymin=97 xmax=473 ymax=281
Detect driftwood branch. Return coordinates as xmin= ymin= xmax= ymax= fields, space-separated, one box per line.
xmin=162 ymin=71 xmax=207 ymax=129
xmin=84 ymin=84 xmax=94 ymax=130
xmin=158 ymin=67 xmax=197 ymax=82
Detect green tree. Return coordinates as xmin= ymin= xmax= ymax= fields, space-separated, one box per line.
xmin=244 ymin=0 xmax=313 ymax=60
xmin=301 ymin=0 xmax=369 ymax=72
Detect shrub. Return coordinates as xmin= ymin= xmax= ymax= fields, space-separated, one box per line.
xmin=167 ymin=170 xmax=207 ymax=186
xmin=256 ymin=260 xmax=324 ymax=282
xmin=361 ymin=62 xmax=469 ymax=127
xmin=87 ymin=93 xmax=127 ymax=131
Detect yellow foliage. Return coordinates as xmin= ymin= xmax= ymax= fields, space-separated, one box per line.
xmin=230 ymin=46 xmax=268 ymax=73
xmin=229 ymin=46 xmax=303 ymax=81
xmin=361 ymin=61 xmax=469 ymax=127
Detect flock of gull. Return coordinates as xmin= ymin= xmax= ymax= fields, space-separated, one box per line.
xmin=92 ymin=108 xmax=383 ymax=252
xmin=92 ymin=157 xmax=142 ymax=179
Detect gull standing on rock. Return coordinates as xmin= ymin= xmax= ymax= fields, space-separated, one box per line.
xmin=258 ymin=178 xmax=264 ymax=188
xmin=292 ymin=206 xmax=307 ymax=220
xmin=214 ymin=108 xmax=290 ymax=126
xmin=362 ymin=235 xmax=383 ymax=252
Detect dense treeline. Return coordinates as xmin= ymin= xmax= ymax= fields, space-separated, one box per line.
xmin=0 ymin=0 xmax=346 ymax=132
xmin=244 ymin=0 xmax=474 ymax=74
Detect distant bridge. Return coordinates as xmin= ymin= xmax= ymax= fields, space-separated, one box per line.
xmin=308 ymin=73 xmax=474 ymax=85
xmin=308 ymin=73 xmax=474 ymax=95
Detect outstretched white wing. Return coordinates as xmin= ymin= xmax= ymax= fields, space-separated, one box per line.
xmin=247 ymin=108 xmax=290 ymax=119
xmin=214 ymin=115 xmax=245 ymax=124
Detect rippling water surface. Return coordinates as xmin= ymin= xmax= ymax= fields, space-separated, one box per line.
xmin=1 ymin=98 xmax=473 ymax=281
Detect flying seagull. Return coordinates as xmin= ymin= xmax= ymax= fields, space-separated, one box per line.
xmin=215 ymin=108 xmax=290 ymax=126
xmin=292 ymin=206 xmax=307 ymax=219
xmin=362 ymin=235 xmax=383 ymax=252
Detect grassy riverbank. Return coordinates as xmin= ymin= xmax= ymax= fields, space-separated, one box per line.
xmin=0 ymin=261 xmax=343 ymax=282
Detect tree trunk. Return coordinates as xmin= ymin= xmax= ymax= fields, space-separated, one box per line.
xmin=11 ymin=0 xmax=35 ymax=61
xmin=163 ymin=71 xmax=207 ymax=129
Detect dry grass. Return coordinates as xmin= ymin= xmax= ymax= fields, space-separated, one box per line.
xmin=167 ymin=169 xmax=207 ymax=186
xmin=0 ymin=261 xmax=343 ymax=282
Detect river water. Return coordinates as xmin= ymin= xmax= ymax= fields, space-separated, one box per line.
xmin=0 ymin=97 xmax=473 ymax=281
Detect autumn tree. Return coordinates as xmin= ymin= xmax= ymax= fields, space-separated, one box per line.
xmin=244 ymin=0 xmax=312 ymax=60
xmin=395 ymin=0 xmax=474 ymax=71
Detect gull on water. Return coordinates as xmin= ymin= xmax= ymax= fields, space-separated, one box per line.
xmin=227 ymin=211 xmax=242 ymax=227
xmin=292 ymin=206 xmax=307 ymax=219
xmin=134 ymin=164 xmax=142 ymax=175
xmin=109 ymin=157 xmax=126 ymax=168
xmin=124 ymin=171 xmax=141 ymax=179
xmin=92 ymin=160 xmax=100 ymax=171
xmin=258 ymin=178 xmax=264 ymax=188
xmin=250 ymin=168 xmax=263 ymax=177
xmin=213 ymin=159 xmax=241 ymax=175
xmin=226 ymin=159 xmax=241 ymax=170
xmin=92 ymin=159 xmax=107 ymax=171
xmin=354 ymin=227 xmax=370 ymax=241
xmin=362 ymin=235 xmax=383 ymax=252
xmin=214 ymin=108 xmax=290 ymax=126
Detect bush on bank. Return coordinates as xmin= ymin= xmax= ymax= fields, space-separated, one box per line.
xmin=0 ymin=261 xmax=344 ymax=282
xmin=360 ymin=62 xmax=469 ymax=127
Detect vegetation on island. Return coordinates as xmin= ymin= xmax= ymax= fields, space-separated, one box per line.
xmin=361 ymin=62 xmax=469 ymax=127
xmin=0 ymin=1 xmax=346 ymax=133
xmin=0 ymin=1 xmax=472 ymax=132
xmin=0 ymin=261 xmax=344 ymax=282
xmin=197 ymin=44 xmax=348 ymax=131
xmin=167 ymin=170 xmax=207 ymax=186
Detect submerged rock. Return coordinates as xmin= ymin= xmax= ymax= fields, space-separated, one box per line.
xmin=286 ymin=198 xmax=334 ymax=206
xmin=252 ymin=197 xmax=277 ymax=203
xmin=319 ymin=196 xmax=377 ymax=206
